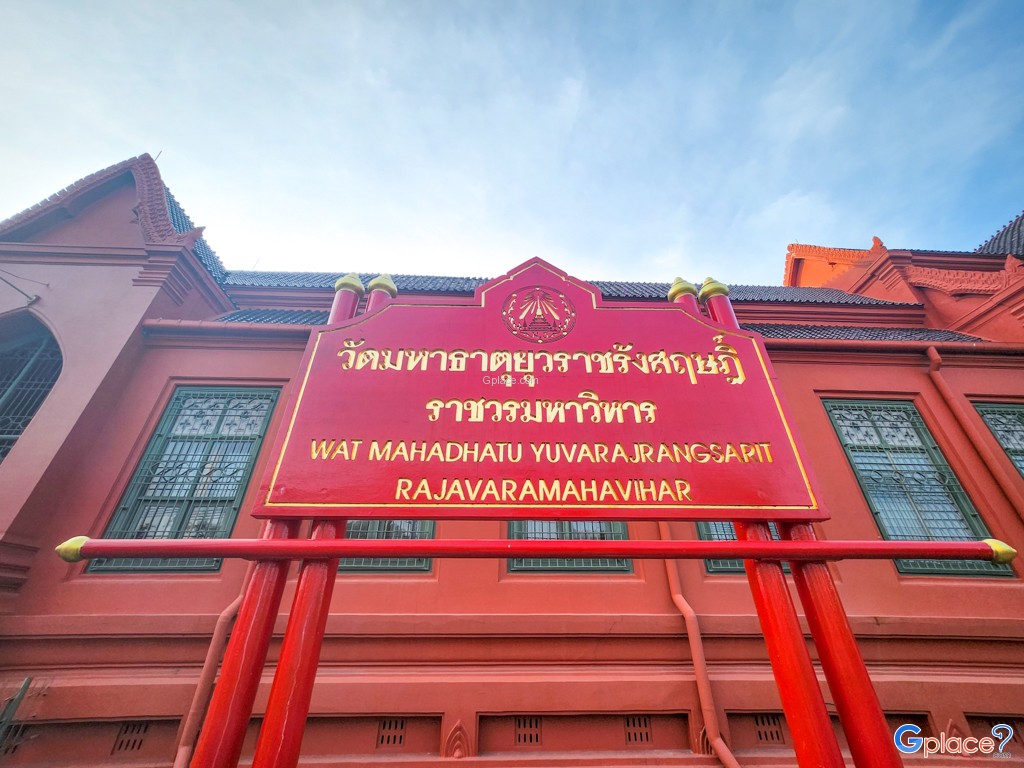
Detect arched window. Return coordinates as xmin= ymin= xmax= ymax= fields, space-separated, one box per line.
xmin=0 ymin=315 xmax=63 ymax=462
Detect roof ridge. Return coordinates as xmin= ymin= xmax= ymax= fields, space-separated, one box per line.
xmin=0 ymin=155 xmax=230 ymax=286
xmin=0 ymin=155 xmax=147 ymax=235
xmin=786 ymin=242 xmax=876 ymax=261
xmin=0 ymin=153 xmax=185 ymax=247
xmin=163 ymin=187 xmax=227 ymax=282
xmin=976 ymin=210 xmax=1024 ymax=255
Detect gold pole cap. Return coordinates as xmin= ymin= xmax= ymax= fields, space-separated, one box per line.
xmin=667 ymin=278 xmax=699 ymax=302
xmin=367 ymin=274 xmax=398 ymax=297
xmin=55 ymin=536 xmax=91 ymax=563
xmin=334 ymin=273 xmax=365 ymax=295
xmin=984 ymin=538 xmax=1017 ymax=565
xmin=698 ymin=277 xmax=730 ymax=302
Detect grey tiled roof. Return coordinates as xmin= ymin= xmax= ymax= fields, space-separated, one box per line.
xmin=726 ymin=285 xmax=913 ymax=305
xmin=743 ymin=323 xmax=979 ymax=342
xmin=215 ymin=311 xmax=971 ymax=342
xmin=222 ymin=270 xmax=914 ymax=306
xmin=596 ymin=281 xmax=917 ymax=305
xmin=224 ymin=271 xmax=486 ymax=293
xmin=217 ymin=309 xmax=331 ymax=325
xmin=164 ymin=188 xmax=227 ymax=283
xmin=976 ymin=210 xmax=1024 ymax=255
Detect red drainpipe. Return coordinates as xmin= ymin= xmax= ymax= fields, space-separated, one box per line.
xmin=663 ymin=279 xmax=743 ymax=768
xmin=658 ymin=522 xmax=744 ymax=768
xmin=172 ymin=561 xmax=255 ymax=768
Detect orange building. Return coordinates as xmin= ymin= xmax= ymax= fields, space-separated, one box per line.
xmin=0 ymin=155 xmax=1022 ymax=766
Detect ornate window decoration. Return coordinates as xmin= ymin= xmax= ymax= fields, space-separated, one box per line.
xmin=975 ymin=403 xmax=1024 ymax=477
xmin=339 ymin=519 xmax=435 ymax=572
xmin=824 ymin=400 xmax=1010 ymax=576
xmin=0 ymin=315 xmax=63 ymax=463
xmin=508 ymin=520 xmax=631 ymax=572
xmin=89 ymin=387 xmax=278 ymax=572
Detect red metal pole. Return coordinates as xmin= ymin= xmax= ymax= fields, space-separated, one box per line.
xmin=782 ymin=522 xmax=904 ymax=768
xmin=188 ymin=519 xmax=299 ymax=768
xmin=251 ymin=520 xmax=344 ymax=768
xmin=59 ymin=536 xmax=1014 ymax=563
xmin=736 ymin=521 xmax=845 ymax=767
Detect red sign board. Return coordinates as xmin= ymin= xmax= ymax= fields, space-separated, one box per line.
xmin=254 ymin=259 xmax=824 ymax=521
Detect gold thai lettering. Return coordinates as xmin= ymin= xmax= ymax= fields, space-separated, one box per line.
xmin=611 ymin=342 xmax=633 ymax=372
xmin=489 ymin=350 xmax=512 ymax=373
xmin=337 ymin=338 xmax=365 ymax=369
xmin=512 ymin=350 xmax=534 ymax=374
xmin=405 ymin=349 xmax=430 ymax=371
xmin=713 ymin=335 xmax=746 ymax=385
xmin=378 ymin=348 xmax=404 ymax=370
xmin=572 ymin=351 xmax=595 ymax=373
xmin=336 ymin=339 xmax=748 ymax=383
xmin=669 ymin=352 xmax=697 ymax=384
xmin=425 ymin=393 xmax=658 ymax=424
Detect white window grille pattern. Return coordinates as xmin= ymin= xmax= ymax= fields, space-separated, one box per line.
xmin=339 ymin=520 xmax=435 ymax=571
xmin=508 ymin=520 xmax=630 ymax=571
xmin=695 ymin=521 xmax=786 ymax=573
xmin=90 ymin=388 xmax=278 ymax=572
xmin=976 ymin=403 xmax=1024 ymax=477
xmin=825 ymin=400 xmax=1010 ymax=576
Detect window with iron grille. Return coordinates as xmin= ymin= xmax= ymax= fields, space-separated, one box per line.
xmin=339 ymin=519 xmax=435 ymax=571
xmin=0 ymin=317 xmax=62 ymax=463
xmin=696 ymin=521 xmax=787 ymax=574
xmin=975 ymin=403 xmax=1024 ymax=478
xmin=824 ymin=400 xmax=1010 ymax=576
xmin=508 ymin=520 xmax=631 ymax=572
xmin=89 ymin=387 xmax=278 ymax=572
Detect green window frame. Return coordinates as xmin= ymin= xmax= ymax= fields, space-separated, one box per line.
xmin=824 ymin=399 xmax=1010 ymax=576
xmin=89 ymin=387 xmax=279 ymax=572
xmin=975 ymin=403 xmax=1024 ymax=477
xmin=508 ymin=520 xmax=631 ymax=572
xmin=695 ymin=521 xmax=744 ymax=573
xmin=0 ymin=317 xmax=62 ymax=463
xmin=339 ymin=519 xmax=435 ymax=572
xmin=695 ymin=521 xmax=786 ymax=574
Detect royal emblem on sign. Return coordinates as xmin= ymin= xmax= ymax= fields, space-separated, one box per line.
xmin=501 ymin=285 xmax=577 ymax=343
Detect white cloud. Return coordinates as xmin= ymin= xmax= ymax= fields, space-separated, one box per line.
xmin=0 ymin=0 xmax=1022 ymax=286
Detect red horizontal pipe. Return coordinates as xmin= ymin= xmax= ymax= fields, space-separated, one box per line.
xmin=66 ymin=537 xmax=1007 ymax=562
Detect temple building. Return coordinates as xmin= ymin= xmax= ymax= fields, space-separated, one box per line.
xmin=0 ymin=154 xmax=1022 ymax=766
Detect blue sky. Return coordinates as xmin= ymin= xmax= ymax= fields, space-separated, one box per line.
xmin=1 ymin=0 xmax=1022 ymax=285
